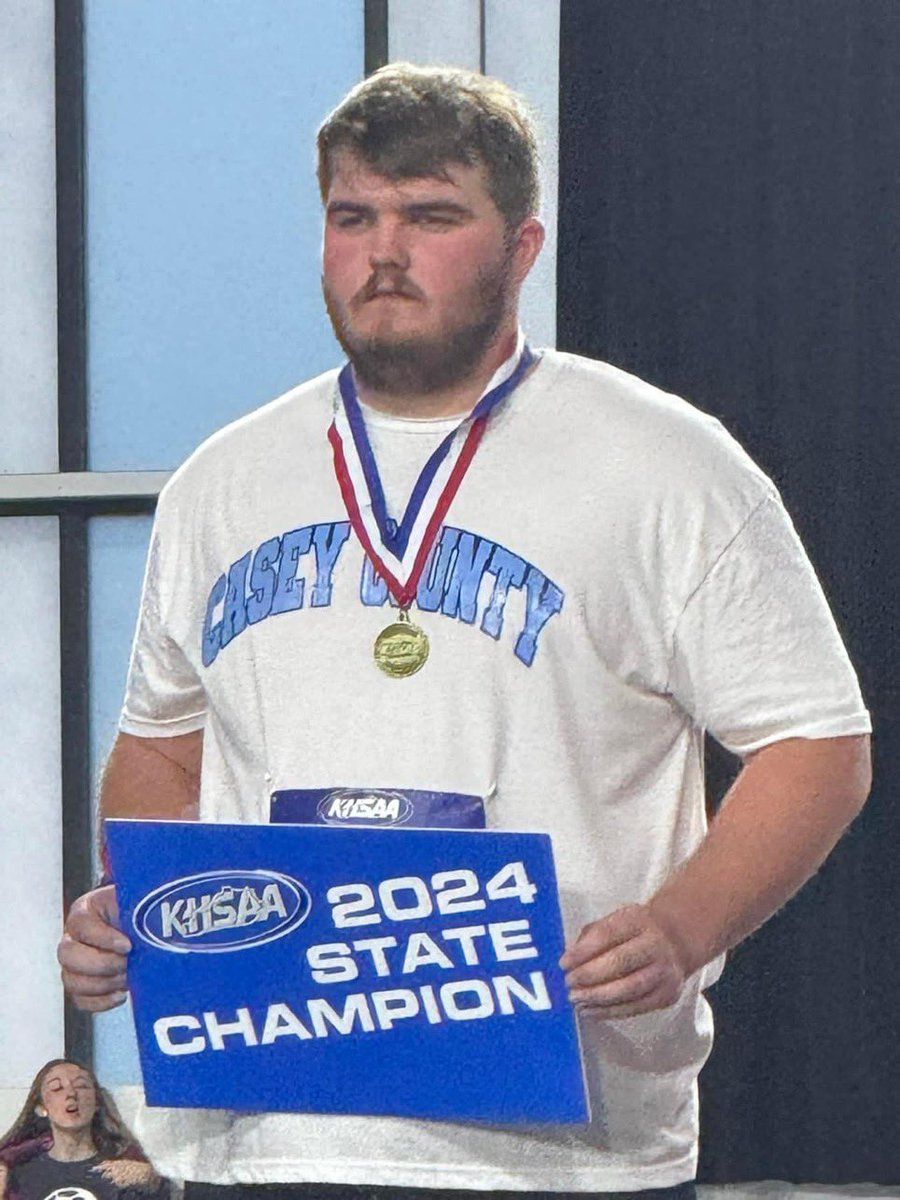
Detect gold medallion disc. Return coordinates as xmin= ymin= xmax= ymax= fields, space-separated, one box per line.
xmin=373 ymin=610 xmax=429 ymax=678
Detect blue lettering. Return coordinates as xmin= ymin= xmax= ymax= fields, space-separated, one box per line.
xmin=200 ymin=521 xmax=564 ymax=668
xmin=201 ymin=574 xmax=226 ymax=667
xmin=246 ymin=537 xmax=280 ymax=625
xmin=480 ymin=546 xmax=527 ymax=640
xmin=360 ymin=557 xmax=389 ymax=606
xmin=271 ymin=527 xmax=312 ymax=615
xmin=441 ymin=533 xmax=494 ymax=624
xmin=515 ymin=567 xmax=564 ymax=666
xmin=417 ymin=529 xmax=458 ymax=613
xmin=220 ymin=553 xmax=251 ymax=649
xmin=310 ymin=522 xmax=351 ymax=607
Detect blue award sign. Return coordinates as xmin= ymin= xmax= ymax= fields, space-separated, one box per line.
xmin=105 ymin=820 xmax=589 ymax=1125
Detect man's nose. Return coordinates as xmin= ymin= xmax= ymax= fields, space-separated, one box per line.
xmin=368 ymin=219 xmax=411 ymax=270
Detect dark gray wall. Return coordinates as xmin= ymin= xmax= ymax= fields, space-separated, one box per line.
xmin=558 ymin=0 xmax=898 ymax=1184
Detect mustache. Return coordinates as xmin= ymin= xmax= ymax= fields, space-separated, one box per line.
xmin=352 ymin=271 xmax=426 ymax=307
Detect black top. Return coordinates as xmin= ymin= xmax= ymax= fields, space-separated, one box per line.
xmin=9 ymin=1151 xmax=168 ymax=1200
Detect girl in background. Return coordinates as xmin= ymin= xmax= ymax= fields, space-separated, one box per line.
xmin=0 ymin=1059 xmax=171 ymax=1200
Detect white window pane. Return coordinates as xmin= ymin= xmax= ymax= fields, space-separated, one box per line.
xmin=389 ymin=0 xmax=481 ymax=68
xmin=0 ymin=517 xmax=63 ymax=1122
xmin=0 ymin=0 xmax=59 ymax=473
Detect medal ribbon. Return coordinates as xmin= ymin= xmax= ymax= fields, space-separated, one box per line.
xmin=328 ymin=338 xmax=536 ymax=609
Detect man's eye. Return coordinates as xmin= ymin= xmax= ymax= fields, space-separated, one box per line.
xmin=334 ymin=213 xmax=367 ymax=229
xmin=413 ymin=212 xmax=453 ymax=227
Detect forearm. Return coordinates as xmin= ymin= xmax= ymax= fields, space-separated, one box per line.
xmin=98 ymin=731 xmax=202 ymax=879
xmin=63 ymin=731 xmax=204 ymax=1008
xmin=648 ymin=733 xmax=871 ymax=976
xmin=100 ymin=730 xmax=202 ymax=832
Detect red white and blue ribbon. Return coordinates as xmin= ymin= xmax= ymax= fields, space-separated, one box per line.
xmin=328 ymin=333 xmax=536 ymax=609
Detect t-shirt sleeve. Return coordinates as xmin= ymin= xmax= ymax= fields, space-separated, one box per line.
xmin=119 ymin=514 xmax=208 ymax=738
xmin=666 ymin=494 xmax=871 ymax=755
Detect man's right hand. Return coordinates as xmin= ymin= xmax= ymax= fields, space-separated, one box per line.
xmin=60 ymin=731 xmax=202 ymax=1010
xmin=58 ymin=885 xmax=132 ymax=1012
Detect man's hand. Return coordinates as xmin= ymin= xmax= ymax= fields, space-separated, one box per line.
xmin=58 ymin=885 xmax=132 ymax=1012
xmin=560 ymin=903 xmax=690 ymax=1020
xmin=57 ymin=732 xmax=201 ymax=1011
xmin=561 ymin=736 xmax=870 ymax=1022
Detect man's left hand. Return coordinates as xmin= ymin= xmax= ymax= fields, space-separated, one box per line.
xmin=560 ymin=903 xmax=693 ymax=1019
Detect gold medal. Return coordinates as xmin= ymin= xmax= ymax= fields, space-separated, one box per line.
xmin=331 ymin=343 xmax=535 ymax=681
xmin=373 ymin=609 xmax=430 ymax=678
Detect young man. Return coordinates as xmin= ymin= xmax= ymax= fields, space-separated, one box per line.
xmin=58 ymin=64 xmax=871 ymax=1199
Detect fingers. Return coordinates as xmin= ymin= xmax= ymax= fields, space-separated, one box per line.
xmin=65 ymin=988 xmax=129 ymax=1014
xmin=59 ymin=951 xmax=129 ymax=1012
xmin=560 ymin=903 xmax=685 ymax=1020
xmin=570 ymin=960 xmax=683 ymax=1018
xmin=574 ymin=977 xmax=681 ymax=1020
xmin=59 ymin=943 xmax=129 ymax=1012
xmin=559 ymin=904 xmax=646 ymax=971
xmin=564 ymin=934 xmax=656 ymax=990
xmin=570 ymin=961 xmax=659 ymax=1006
xmin=58 ymin=886 xmax=132 ymax=1011
xmin=64 ymin=885 xmax=131 ymax=954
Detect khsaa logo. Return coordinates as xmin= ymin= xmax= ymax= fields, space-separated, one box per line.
xmin=317 ymin=788 xmax=413 ymax=827
xmin=133 ymin=869 xmax=311 ymax=953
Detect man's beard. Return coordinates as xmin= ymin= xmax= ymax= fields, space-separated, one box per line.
xmin=323 ymin=251 xmax=515 ymax=398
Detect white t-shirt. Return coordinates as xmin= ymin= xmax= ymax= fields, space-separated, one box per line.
xmin=120 ymin=349 xmax=870 ymax=1192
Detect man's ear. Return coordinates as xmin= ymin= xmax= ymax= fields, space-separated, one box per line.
xmin=510 ymin=216 xmax=545 ymax=287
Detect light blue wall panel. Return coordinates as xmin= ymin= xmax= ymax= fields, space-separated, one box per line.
xmin=89 ymin=514 xmax=154 ymax=1083
xmin=89 ymin=515 xmax=154 ymax=786
xmin=85 ymin=0 xmax=363 ymax=1083
xmin=84 ymin=1 xmax=363 ymax=471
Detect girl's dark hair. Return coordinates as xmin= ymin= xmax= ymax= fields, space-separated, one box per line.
xmin=317 ymin=62 xmax=540 ymax=230
xmin=0 ymin=1059 xmax=138 ymax=1160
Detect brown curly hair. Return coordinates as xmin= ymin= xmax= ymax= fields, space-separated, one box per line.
xmin=316 ymin=62 xmax=541 ymax=230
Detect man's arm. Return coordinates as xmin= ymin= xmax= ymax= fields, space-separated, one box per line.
xmin=561 ymin=733 xmax=871 ymax=1018
xmin=100 ymin=729 xmax=202 ymax=821
xmin=57 ymin=729 xmax=203 ymax=1011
